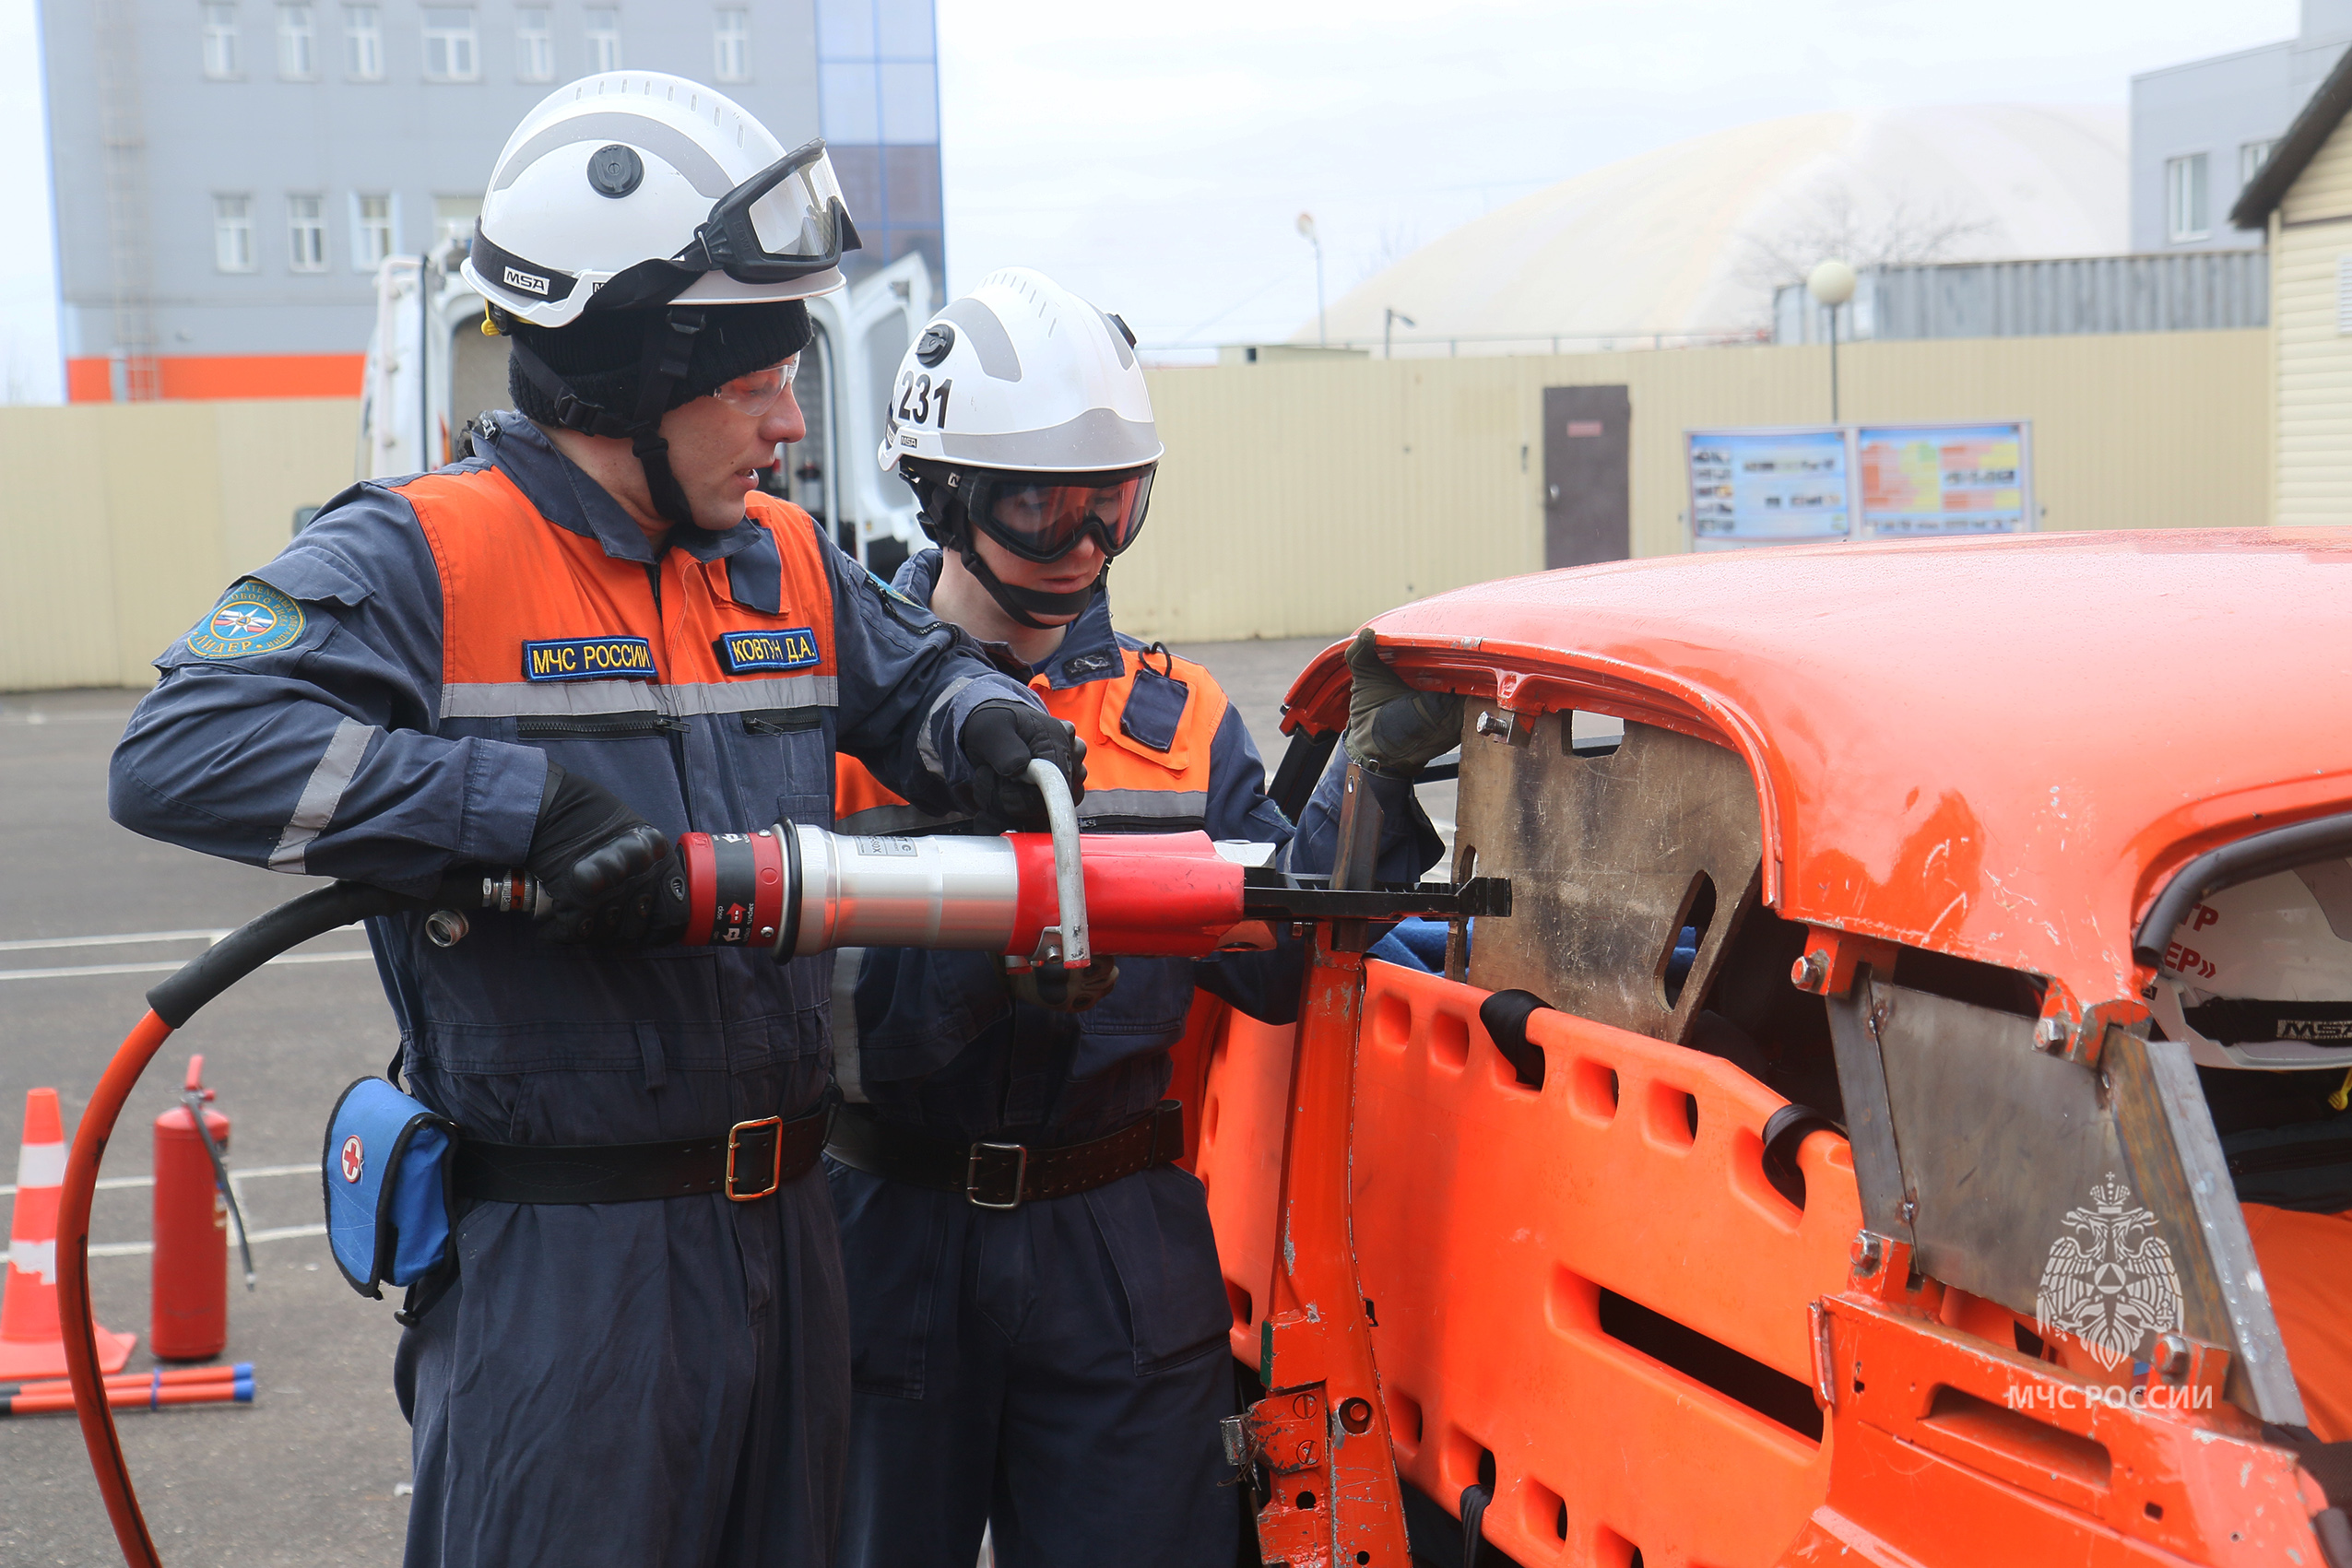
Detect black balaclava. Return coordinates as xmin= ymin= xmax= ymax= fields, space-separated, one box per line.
xmin=901 ymin=461 xmax=1104 ymax=631
xmin=504 ymin=299 xmax=811 ymax=531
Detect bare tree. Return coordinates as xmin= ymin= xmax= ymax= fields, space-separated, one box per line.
xmin=1353 ymin=219 xmax=1426 ymax=287
xmin=1734 ymin=183 xmax=1996 ymax=298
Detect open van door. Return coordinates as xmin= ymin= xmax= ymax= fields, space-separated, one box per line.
xmin=356 ymin=244 xmax=935 ymax=572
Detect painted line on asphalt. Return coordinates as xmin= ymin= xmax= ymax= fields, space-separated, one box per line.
xmin=0 ymin=928 xmax=232 ymax=952
xmin=89 ymin=1223 xmax=327 ymax=1259
xmin=1 ymin=1162 xmax=314 ymax=1199
xmin=0 ymin=949 xmax=375 ymax=983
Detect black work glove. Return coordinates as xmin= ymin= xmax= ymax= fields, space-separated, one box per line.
xmin=525 ymin=764 xmax=691 ymax=947
xmin=960 ymin=701 xmax=1087 ymax=833
xmin=1343 ymin=627 xmax=1464 ymax=778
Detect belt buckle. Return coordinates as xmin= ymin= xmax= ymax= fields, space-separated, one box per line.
xmin=727 ymin=1115 xmax=786 ymax=1201
xmin=965 ymin=1141 xmax=1029 ymax=1210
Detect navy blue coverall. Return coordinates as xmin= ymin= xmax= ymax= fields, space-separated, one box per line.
xmin=108 ymin=414 xmax=1039 ymax=1568
xmin=826 ymin=550 xmax=1441 ymax=1567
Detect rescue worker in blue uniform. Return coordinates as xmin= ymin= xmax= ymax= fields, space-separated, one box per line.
xmin=108 ymin=79 xmax=1081 ymax=1568
xmin=824 ymin=269 xmax=1453 ymax=1567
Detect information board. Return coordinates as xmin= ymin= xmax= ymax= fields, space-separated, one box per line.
xmin=1684 ymin=427 xmax=1851 ymax=550
xmin=1857 ymin=422 xmax=2031 ymax=536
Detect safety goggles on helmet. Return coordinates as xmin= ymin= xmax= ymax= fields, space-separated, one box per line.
xmin=712 ymin=357 xmax=798 ymax=419
xmin=473 ymin=139 xmax=860 ymax=314
xmin=955 ymin=466 xmax=1156 ymax=563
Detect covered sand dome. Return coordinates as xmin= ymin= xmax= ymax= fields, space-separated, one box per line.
xmin=1302 ymin=105 xmax=2125 ymax=352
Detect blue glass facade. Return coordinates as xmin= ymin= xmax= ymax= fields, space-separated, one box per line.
xmin=816 ymin=0 xmax=945 ymax=285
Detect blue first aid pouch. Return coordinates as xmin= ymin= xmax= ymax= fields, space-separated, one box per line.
xmin=322 ymin=1078 xmax=459 ymax=1322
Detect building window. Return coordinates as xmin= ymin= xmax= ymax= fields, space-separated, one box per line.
xmin=422 ymin=8 xmax=479 ymax=81
xmin=515 ymin=7 xmax=552 ymax=81
xmin=2167 ymin=153 xmax=2210 ymax=242
xmin=346 ymin=6 xmax=383 ymax=78
xmin=353 ymin=194 xmax=394 ymax=269
xmin=288 ymin=195 xmax=327 ymax=271
xmin=714 ymin=9 xmax=750 ymax=82
xmin=278 ymin=5 xmax=315 ymax=77
xmin=432 ymin=194 xmax=480 ymax=251
xmin=585 ymin=8 xmax=621 ymax=73
xmin=214 ymin=195 xmax=255 ymax=272
xmin=202 ymin=4 xmax=241 ymax=78
xmin=2241 ymin=139 xmax=2277 ymax=188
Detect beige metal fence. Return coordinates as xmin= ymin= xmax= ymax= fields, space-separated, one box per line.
xmin=0 ymin=329 xmax=2268 ymax=690
xmin=1119 ymin=328 xmax=2271 ymax=643
xmin=0 ymin=399 xmax=360 ymax=691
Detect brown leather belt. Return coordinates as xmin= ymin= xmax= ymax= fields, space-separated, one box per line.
xmin=455 ymin=1107 xmax=832 ymax=1204
xmin=824 ymin=1100 xmax=1186 ymax=1209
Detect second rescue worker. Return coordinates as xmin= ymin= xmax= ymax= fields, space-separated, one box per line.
xmin=827 ymin=269 xmax=1446 ymax=1565
xmin=109 ymin=77 xmax=1081 ymax=1568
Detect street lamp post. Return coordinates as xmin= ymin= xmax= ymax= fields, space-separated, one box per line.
xmin=1806 ymin=258 xmax=1856 ymax=424
xmin=1297 ymin=212 xmax=1326 ymax=348
xmin=1383 ymin=307 xmax=1414 ymax=359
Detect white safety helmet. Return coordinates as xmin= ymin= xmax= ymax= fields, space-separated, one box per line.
xmin=463 ymin=72 xmax=857 ymax=329
xmin=876 ymin=268 xmax=1162 ymax=625
xmin=2147 ymin=864 xmax=2352 ymax=1070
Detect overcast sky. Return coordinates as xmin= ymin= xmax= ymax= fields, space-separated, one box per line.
xmin=0 ymin=0 xmax=2305 ymax=396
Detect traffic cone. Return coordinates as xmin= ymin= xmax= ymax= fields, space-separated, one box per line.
xmin=0 ymin=1089 xmax=136 ymax=1380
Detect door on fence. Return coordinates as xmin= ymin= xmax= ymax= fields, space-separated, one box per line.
xmin=1543 ymin=385 xmax=1631 ymax=569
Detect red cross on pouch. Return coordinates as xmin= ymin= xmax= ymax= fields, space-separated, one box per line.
xmin=341 ymin=1134 xmax=364 ymax=1184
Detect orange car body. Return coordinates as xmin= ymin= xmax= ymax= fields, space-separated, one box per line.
xmin=1188 ymin=532 xmax=2352 ymax=1567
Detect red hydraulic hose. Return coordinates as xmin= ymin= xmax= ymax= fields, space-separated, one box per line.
xmin=58 ymin=1008 xmax=174 ymax=1568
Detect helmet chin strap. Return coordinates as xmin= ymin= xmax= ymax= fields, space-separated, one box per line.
xmin=629 ymin=309 xmax=706 ymax=533
xmin=954 ymin=534 xmax=1102 ymax=630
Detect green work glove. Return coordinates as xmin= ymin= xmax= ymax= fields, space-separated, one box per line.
xmin=1342 ymin=627 xmax=1463 ymax=778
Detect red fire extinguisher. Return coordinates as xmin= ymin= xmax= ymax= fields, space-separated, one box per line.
xmin=151 ymin=1055 xmax=253 ymax=1362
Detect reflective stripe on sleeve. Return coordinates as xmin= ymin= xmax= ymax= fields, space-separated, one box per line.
xmin=916 ymin=675 xmax=980 ymax=779
xmin=439 ymin=675 xmax=839 ymax=719
xmin=266 ymin=717 xmax=374 ymax=873
xmin=1076 ymin=788 xmax=1209 ymax=827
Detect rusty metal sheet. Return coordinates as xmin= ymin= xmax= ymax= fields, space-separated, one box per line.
xmin=1456 ymin=709 xmax=1762 ymax=1043
xmin=1861 ymin=975 xmax=2302 ymax=1422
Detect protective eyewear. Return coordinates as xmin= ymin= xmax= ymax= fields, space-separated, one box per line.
xmin=712 ymin=358 xmax=799 ymax=419
xmin=489 ymin=138 xmax=863 ymax=312
xmin=687 ymin=139 xmax=859 ymax=284
xmin=959 ymin=466 xmax=1156 ymax=563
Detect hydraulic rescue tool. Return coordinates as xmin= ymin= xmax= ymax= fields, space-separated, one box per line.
xmin=58 ymin=762 xmax=1507 ymax=1568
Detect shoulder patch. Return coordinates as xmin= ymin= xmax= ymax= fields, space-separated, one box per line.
xmin=715 ymin=627 xmax=821 ymax=674
xmin=186 ymin=581 xmax=304 ymax=660
xmin=522 ymin=636 xmax=657 ymax=682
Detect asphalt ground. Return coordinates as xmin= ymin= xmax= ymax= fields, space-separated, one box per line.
xmin=0 ymin=633 xmax=1377 ymax=1568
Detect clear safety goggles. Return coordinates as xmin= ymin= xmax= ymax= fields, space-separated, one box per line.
xmin=960 ymin=466 xmax=1156 ymax=563
xmin=711 ymin=357 xmax=799 ymax=419
xmin=498 ymin=139 xmax=863 ymax=313
xmin=686 ymin=139 xmax=857 ymax=285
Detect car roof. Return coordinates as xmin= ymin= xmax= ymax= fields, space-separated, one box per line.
xmin=1282 ymin=528 xmax=2352 ymax=1008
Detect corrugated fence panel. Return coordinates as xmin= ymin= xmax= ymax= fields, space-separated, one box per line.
xmin=0 ymin=410 xmax=121 ymax=690
xmin=1869 ymin=253 xmax=2269 ymax=340
xmin=1125 ymin=331 xmax=2267 ymax=640
xmin=0 ymin=400 xmax=360 ymax=692
xmin=0 ymin=345 xmax=2271 ymax=681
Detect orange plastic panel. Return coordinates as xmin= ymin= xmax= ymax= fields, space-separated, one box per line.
xmin=1199 ymin=1010 xmax=1295 ymax=1357
xmin=1350 ymin=962 xmax=1860 ymax=1565
xmin=1794 ymin=1294 xmax=2327 ymax=1567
